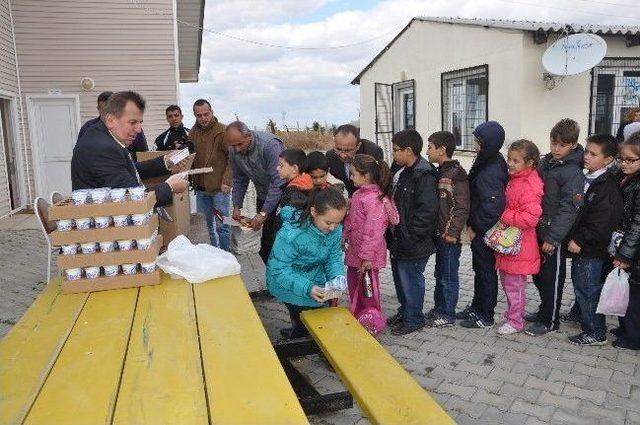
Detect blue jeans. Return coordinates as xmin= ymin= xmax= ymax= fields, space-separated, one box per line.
xmin=196 ymin=191 xmax=230 ymax=251
xmin=391 ymin=257 xmax=429 ymax=327
xmin=571 ymin=257 xmax=605 ymax=338
xmin=434 ymin=239 xmax=461 ymax=322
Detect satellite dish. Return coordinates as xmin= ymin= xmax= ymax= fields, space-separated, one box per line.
xmin=542 ymin=33 xmax=607 ymax=76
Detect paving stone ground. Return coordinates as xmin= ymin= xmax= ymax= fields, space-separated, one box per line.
xmin=2 ymin=214 xmax=638 ymax=424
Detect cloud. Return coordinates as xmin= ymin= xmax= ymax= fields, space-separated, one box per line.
xmin=181 ymin=0 xmax=640 ymax=130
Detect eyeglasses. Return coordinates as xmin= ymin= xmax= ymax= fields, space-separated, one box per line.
xmin=334 ymin=142 xmax=360 ymax=154
xmin=617 ymin=156 xmax=640 ymax=165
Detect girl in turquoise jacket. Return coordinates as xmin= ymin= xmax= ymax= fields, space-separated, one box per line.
xmin=267 ymin=186 xmax=347 ymax=339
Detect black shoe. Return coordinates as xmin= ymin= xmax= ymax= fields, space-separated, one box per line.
xmin=391 ymin=322 xmax=425 ymax=336
xmin=455 ymin=305 xmax=475 ymax=320
xmin=386 ymin=312 xmax=404 ymax=326
xmin=568 ymin=332 xmax=607 ymax=346
xmin=460 ymin=316 xmax=494 ymax=329
xmin=424 ymin=308 xmax=438 ymax=320
xmin=560 ymin=310 xmax=581 ymax=324
xmin=279 ymin=327 xmax=308 ymax=340
xmin=612 ymin=338 xmax=640 ymax=351
xmin=610 ymin=327 xmax=624 ymax=337
xmin=524 ymin=322 xmax=557 ymax=336
xmin=425 ymin=314 xmax=455 ymax=328
xmin=524 ymin=312 xmax=539 ymax=323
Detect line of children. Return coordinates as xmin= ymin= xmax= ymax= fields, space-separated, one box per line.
xmin=266 ymin=123 xmax=640 ymax=351
xmin=342 ymin=154 xmax=399 ymax=335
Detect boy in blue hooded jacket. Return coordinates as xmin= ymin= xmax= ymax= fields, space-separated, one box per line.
xmin=267 ymin=186 xmax=347 ymax=339
xmin=458 ymin=121 xmax=508 ymax=328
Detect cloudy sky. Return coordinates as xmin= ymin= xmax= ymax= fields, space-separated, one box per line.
xmin=179 ymin=0 xmax=640 ymax=130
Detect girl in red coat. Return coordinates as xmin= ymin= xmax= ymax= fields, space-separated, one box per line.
xmin=496 ymin=139 xmax=544 ymax=335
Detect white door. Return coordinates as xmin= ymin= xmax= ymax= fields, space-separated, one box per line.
xmin=28 ymin=96 xmax=79 ymax=198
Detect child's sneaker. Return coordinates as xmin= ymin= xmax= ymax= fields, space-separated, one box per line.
xmin=560 ymin=309 xmax=581 ymax=324
xmin=460 ymin=316 xmax=494 ymax=329
xmin=424 ymin=308 xmax=438 ymax=320
xmin=568 ymin=332 xmax=607 ymax=346
xmin=425 ymin=314 xmax=455 ymax=328
xmin=455 ymin=305 xmax=475 ymax=320
xmin=524 ymin=322 xmax=557 ymax=336
xmin=497 ymin=323 xmax=519 ymax=335
xmin=612 ymin=338 xmax=640 ymax=351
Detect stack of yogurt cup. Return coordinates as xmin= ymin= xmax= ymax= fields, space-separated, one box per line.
xmin=63 ymin=261 xmax=157 ymax=281
xmin=70 ymin=186 xmax=147 ymax=206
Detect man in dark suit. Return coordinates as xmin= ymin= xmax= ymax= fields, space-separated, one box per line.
xmin=77 ymin=90 xmax=149 ymax=161
xmin=325 ymin=124 xmax=384 ymax=196
xmin=71 ymin=91 xmax=188 ymax=207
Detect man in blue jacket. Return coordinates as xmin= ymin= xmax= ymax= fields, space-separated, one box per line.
xmin=458 ymin=121 xmax=508 ymax=328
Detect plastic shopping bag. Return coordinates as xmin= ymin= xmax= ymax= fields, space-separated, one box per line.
xmin=596 ymin=267 xmax=630 ymax=317
xmin=483 ymin=221 xmax=522 ymax=256
xmin=157 ymin=235 xmax=241 ymax=283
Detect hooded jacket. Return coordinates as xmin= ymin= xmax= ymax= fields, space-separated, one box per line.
xmin=567 ymin=168 xmax=623 ymax=259
xmin=537 ymin=145 xmax=585 ymax=246
xmin=279 ymin=173 xmax=314 ymax=211
xmin=386 ymin=156 xmax=439 ymax=260
xmin=343 ymin=184 xmax=399 ymax=269
xmin=468 ymin=121 xmax=509 ymax=235
xmin=155 ymin=124 xmax=193 ymax=152
xmin=189 ymin=117 xmax=231 ymax=192
xmin=495 ymin=168 xmax=544 ymax=275
xmin=266 ymin=206 xmax=344 ymax=307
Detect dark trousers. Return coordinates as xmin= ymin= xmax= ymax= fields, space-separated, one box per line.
xmin=620 ymin=283 xmax=640 ymax=349
xmin=391 ymin=257 xmax=429 ymax=327
xmin=256 ymin=198 xmax=278 ymax=265
xmin=284 ymin=303 xmax=321 ymax=338
xmin=571 ymin=257 xmax=606 ymax=338
xmin=533 ymin=247 xmax=567 ymax=329
xmin=434 ymin=239 xmax=462 ymax=322
xmin=470 ymin=236 xmax=498 ymax=324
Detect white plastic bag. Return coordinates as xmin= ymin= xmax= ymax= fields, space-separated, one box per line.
xmin=230 ymin=226 xmax=262 ymax=254
xmin=157 ymin=235 xmax=241 ymax=283
xmin=596 ymin=267 xmax=630 ymax=317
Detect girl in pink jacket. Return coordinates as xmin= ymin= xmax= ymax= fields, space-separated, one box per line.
xmin=495 ymin=140 xmax=544 ymax=335
xmin=343 ymin=154 xmax=399 ymax=334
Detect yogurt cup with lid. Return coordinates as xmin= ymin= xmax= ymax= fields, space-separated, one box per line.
xmin=117 ymin=239 xmax=134 ymax=251
xmin=75 ymin=217 xmax=92 ymax=230
xmin=99 ymin=241 xmax=115 ymax=253
xmin=81 ymin=242 xmax=97 ymax=254
xmin=65 ymin=268 xmax=82 ymax=281
xmin=94 ymin=216 xmax=111 ymax=229
xmin=121 ymin=263 xmax=138 ymax=275
xmin=71 ymin=190 xmax=89 ymax=205
xmin=131 ymin=213 xmax=149 ymax=226
xmin=57 ymin=219 xmax=74 ymax=232
xmin=112 ymin=215 xmax=129 ymax=227
xmin=109 ymin=188 xmax=127 ymax=202
xmin=141 ymin=262 xmax=156 ymax=274
xmin=90 ymin=187 xmax=110 ymax=204
xmin=84 ymin=266 xmax=101 ymax=279
xmin=103 ymin=265 xmax=119 ymax=277
xmin=61 ymin=244 xmax=78 ymax=255
xmin=128 ymin=186 xmax=145 ymax=201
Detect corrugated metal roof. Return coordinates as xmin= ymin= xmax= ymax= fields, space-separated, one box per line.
xmin=416 ymin=17 xmax=640 ymax=36
xmin=352 ymin=17 xmax=640 ymax=84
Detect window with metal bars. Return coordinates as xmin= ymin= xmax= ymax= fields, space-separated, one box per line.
xmin=590 ymin=58 xmax=640 ymax=139
xmin=441 ymin=65 xmax=488 ymax=150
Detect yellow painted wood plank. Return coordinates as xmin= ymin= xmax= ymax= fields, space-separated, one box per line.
xmin=193 ymin=275 xmax=308 ymax=425
xmin=23 ymin=288 xmax=138 ymax=425
xmin=301 ymin=307 xmax=455 ymax=425
xmin=0 ymin=278 xmax=89 ymax=425
xmin=112 ymin=274 xmax=208 ymax=425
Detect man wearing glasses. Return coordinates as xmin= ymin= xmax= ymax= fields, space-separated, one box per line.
xmin=326 ymin=124 xmax=384 ymax=196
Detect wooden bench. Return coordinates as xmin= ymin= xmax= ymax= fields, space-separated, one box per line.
xmin=1 ymin=273 xmax=308 ymax=425
xmin=301 ymin=307 xmax=454 ymax=425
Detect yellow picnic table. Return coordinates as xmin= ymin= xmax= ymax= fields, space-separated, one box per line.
xmin=0 ymin=272 xmax=308 ymax=425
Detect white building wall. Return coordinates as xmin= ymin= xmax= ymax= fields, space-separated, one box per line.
xmin=358 ymin=20 xmax=640 ymax=169
xmin=11 ymin=0 xmax=180 ymax=199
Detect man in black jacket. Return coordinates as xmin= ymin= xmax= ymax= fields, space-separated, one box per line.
xmin=326 ymin=124 xmax=383 ymax=196
xmin=71 ymin=91 xmax=188 ymax=207
xmin=385 ymin=129 xmax=438 ymax=335
xmin=566 ymin=134 xmax=623 ymax=345
xmin=155 ymin=105 xmax=194 ymax=152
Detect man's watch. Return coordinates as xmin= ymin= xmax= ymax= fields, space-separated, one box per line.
xmin=259 ymin=211 xmax=267 ymax=218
